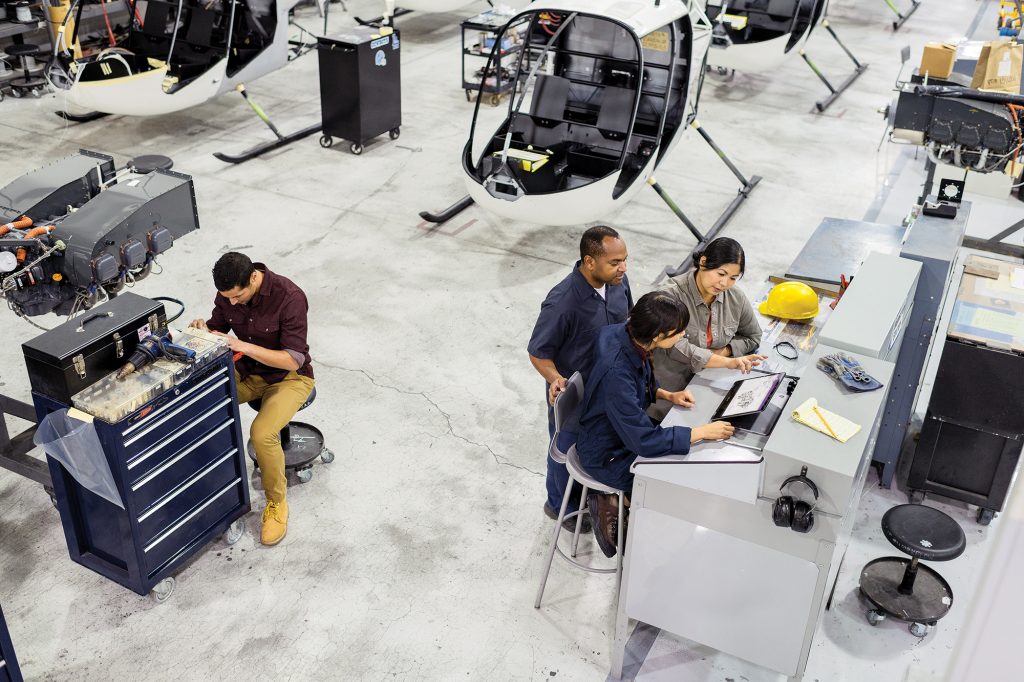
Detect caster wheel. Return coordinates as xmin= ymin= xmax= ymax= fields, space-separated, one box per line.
xmin=489 ymin=94 xmax=500 ymax=106
xmin=319 ymin=135 xmax=333 ymax=148
xmin=389 ymin=127 xmax=400 ymax=140
xmin=47 ymin=491 xmax=58 ymax=510
xmin=866 ymin=610 xmax=886 ymax=626
xmin=908 ymin=490 xmax=926 ymax=505
xmin=909 ymin=622 xmax=929 ymax=638
xmin=350 ymin=142 xmax=363 ymax=155
xmin=296 ymin=468 xmax=313 ymax=483
xmin=224 ymin=519 xmax=244 ymax=545
xmin=11 ymin=89 xmax=22 ymax=98
xmin=978 ymin=508 xmax=995 ymax=525
xmin=321 ymin=448 xmax=335 ymax=464
xmin=151 ymin=577 xmax=175 ymax=603
xmin=32 ymin=88 xmax=42 ymax=98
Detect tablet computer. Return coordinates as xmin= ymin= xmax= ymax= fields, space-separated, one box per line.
xmin=711 ymin=372 xmax=785 ymax=421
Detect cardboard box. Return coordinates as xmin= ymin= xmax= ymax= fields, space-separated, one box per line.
xmin=920 ymin=42 xmax=957 ymax=79
xmin=971 ymin=39 xmax=1023 ymax=93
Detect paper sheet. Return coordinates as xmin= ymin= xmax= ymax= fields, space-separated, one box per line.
xmin=792 ymin=398 xmax=861 ymax=443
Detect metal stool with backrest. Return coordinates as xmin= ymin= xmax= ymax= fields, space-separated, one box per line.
xmin=246 ymin=386 xmax=334 ymax=483
xmin=860 ymin=503 xmax=966 ymax=637
xmin=535 ymin=372 xmax=626 ymax=608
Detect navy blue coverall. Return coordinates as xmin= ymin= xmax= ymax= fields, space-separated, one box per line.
xmin=528 ymin=263 xmax=632 ymax=511
xmin=577 ymin=324 xmax=693 ymax=494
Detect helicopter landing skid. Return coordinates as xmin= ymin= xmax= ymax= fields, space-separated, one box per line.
xmin=418 ymin=195 xmax=475 ymax=224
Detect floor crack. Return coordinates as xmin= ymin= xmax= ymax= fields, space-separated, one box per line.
xmin=318 ymin=362 xmax=542 ymax=476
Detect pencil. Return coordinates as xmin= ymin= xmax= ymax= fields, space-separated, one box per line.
xmin=813 ymin=405 xmax=839 ymax=440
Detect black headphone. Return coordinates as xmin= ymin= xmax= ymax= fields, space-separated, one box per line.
xmin=773 ymin=466 xmax=819 ymax=533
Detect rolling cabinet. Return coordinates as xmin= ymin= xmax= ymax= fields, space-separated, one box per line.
xmin=461 ymin=9 xmax=526 ymax=105
xmin=33 ymin=352 xmax=250 ymax=600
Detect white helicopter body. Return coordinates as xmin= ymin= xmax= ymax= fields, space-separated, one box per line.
xmin=462 ymin=0 xmax=713 ymax=225
xmin=704 ymin=0 xmax=827 ymax=72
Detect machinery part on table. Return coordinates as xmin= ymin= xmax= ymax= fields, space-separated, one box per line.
xmin=151 ymin=577 xmax=175 ymax=602
xmin=0 ymin=150 xmax=199 ymax=318
xmin=115 ymin=328 xmax=196 ymax=379
xmin=758 ymin=281 xmax=820 ymax=320
xmin=224 ymin=519 xmax=245 ymax=545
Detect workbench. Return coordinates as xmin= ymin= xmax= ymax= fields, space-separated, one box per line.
xmin=611 ymin=345 xmax=895 ymax=680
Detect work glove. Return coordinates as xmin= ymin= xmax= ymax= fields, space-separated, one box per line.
xmin=816 ymin=352 xmax=884 ymax=392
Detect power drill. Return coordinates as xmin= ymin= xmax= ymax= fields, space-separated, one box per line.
xmin=116 ymin=328 xmax=196 ymax=379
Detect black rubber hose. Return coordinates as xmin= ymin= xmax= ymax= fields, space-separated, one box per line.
xmin=152 ymin=296 xmax=185 ymax=323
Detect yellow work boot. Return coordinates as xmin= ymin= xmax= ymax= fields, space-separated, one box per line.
xmin=260 ymin=500 xmax=289 ymax=546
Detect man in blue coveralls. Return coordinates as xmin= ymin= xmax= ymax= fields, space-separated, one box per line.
xmin=527 ymin=226 xmax=633 ymax=531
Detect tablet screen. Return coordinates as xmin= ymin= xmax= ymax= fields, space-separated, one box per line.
xmin=717 ymin=373 xmax=784 ymax=419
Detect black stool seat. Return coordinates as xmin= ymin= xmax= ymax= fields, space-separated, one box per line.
xmin=6 ymin=44 xmax=41 ymax=58
xmin=881 ymin=504 xmax=966 ymax=561
xmin=859 ymin=504 xmax=965 ymax=637
xmin=246 ymin=387 xmax=332 ymax=483
xmin=129 ymin=155 xmax=175 ymax=174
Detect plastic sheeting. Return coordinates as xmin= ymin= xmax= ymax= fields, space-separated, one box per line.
xmin=33 ymin=409 xmax=125 ymax=508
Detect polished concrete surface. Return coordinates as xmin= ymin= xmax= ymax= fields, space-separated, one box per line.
xmin=0 ymin=0 xmax=1018 ymax=679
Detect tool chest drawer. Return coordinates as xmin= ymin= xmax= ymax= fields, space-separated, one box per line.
xmin=122 ymin=365 xmax=233 ymax=458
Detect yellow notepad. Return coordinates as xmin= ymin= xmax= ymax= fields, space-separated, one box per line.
xmin=792 ymin=398 xmax=861 ymax=443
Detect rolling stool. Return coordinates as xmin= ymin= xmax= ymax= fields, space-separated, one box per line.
xmin=860 ymin=504 xmax=966 ymax=637
xmin=246 ymin=387 xmax=334 ymax=483
xmin=535 ymin=372 xmax=626 ymax=608
xmin=7 ymin=44 xmax=46 ymax=98
xmin=129 ymin=155 xmax=174 ymax=173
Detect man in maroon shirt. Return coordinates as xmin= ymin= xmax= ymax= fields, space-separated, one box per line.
xmin=190 ymin=252 xmax=314 ymax=546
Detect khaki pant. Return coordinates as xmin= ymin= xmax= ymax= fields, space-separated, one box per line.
xmin=235 ymin=371 xmax=315 ymax=504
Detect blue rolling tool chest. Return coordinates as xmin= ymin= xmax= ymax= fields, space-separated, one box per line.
xmin=23 ymin=296 xmax=250 ymax=598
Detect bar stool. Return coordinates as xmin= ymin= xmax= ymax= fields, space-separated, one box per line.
xmin=535 ymin=372 xmax=626 ymax=608
xmin=7 ymin=44 xmax=46 ymax=98
xmin=860 ymin=504 xmax=966 ymax=637
xmin=247 ymin=386 xmax=334 ymax=483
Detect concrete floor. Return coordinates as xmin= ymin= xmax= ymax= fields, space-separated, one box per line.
xmin=0 ymin=0 xmax=1018 ymax=679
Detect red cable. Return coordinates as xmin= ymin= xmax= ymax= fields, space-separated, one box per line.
xmin=100 ymin=0 xmax=116 ymax=46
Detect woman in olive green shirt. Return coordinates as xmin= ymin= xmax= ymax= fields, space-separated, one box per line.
xmin=650 ymin=238 xmax=766 ymax=420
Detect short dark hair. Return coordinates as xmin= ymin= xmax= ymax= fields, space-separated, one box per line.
xmin=213 ymin=252 xmax=255 ymax=291
xmin=580 ymin=225 xmax=621 ymax=262
xmin=627 ymin=292 xmax=690 ymax=346
xmin=692 ymin=237 xmax=745 ymax=276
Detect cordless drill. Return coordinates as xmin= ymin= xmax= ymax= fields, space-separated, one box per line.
xmin=115 ymin=328 xmax=196 ymax=379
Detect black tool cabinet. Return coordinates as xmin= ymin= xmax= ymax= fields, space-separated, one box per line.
xmin=907 ymin=254 xmax=1024 ymax=525
xmin=33 ymin=352 xmax=250 ymax=599
xmin=317 ymin=27 xmax=401 ymax=155
xmin=0 ymin=604 xmax=23 ymax=682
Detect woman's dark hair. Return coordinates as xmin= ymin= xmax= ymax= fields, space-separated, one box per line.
xmin=627 ymin=292 xmax=690 ymax=346
xmin=692 ymin=237 xmax=745 ymax=276
xmin=213 ymin=252 xmax=255 ymax=292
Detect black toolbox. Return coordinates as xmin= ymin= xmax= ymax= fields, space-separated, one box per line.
xmin=22 ymin=293 xmax=166 ymax=404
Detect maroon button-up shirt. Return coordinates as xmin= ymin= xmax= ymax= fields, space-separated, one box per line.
xmin=207 ymin=264 xmax=314 ymax=384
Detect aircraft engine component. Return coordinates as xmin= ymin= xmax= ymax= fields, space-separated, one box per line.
xmin=0 ymin=150 xmax=200 ymax=317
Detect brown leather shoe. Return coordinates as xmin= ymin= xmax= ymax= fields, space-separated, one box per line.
xmin=587 ymin=491 xmax=619 ymax=558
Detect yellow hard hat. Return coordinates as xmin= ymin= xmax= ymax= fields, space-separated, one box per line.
xmin=758 ymin=281 xmax=819 ymax=320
